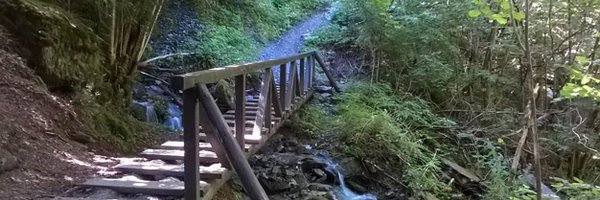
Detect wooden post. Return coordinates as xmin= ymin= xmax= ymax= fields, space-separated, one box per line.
xmin=286 ymin=61 xmax=297 ymax=109
xmin=196 ymin=84 xmax=269 ymax=200
xmin=234 ymin=75 xmax=246 ymax=150
xmin=279 ymin=63 xmax=287 ymax=112
xmin=314 ymin=53 xmax=341 ymax=92
xmin=311 ymin=55 xmax=316 ymax=89
xmin=182 ymin=89 xmax=200 ymax=200
xmin=253 ymin=69 xmax=272 ymax=136
xmin=299 ymin=57 xmax=305 ymax=93
xmin=265 ymin=71 xmax=273 ymax=132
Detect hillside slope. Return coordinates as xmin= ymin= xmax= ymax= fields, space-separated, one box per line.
xmin=0 ymin=24 xmax=94 ymax=199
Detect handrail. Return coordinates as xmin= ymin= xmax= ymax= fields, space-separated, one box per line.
xmin=173 ymin=50 xmax=339 ymax=200
xmin=171 ymin=51 xmax=315 ymax=91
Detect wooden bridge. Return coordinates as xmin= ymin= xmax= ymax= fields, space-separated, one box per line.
xmin=67 ymin=51 xmax=339 ymax=200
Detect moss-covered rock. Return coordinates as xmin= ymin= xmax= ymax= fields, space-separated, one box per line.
xmin=0 ymin=0 xmax=105 ymax=93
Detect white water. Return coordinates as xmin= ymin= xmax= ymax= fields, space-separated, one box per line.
xmin=320 ymin=152 xmax=378 ymax=200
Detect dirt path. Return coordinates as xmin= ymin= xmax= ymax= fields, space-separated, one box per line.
xmin=257 ymin=7 xmax=334 ymax=61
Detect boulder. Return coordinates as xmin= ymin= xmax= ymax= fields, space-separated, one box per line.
xmin=308 ymin=183 xmax=333 ymax=191
xmin=0 ymin=148 xmax=18 ymax=173
xmin=346 ymin=179 xmax=368 ymax=194
xmin=316 ymin=86 xmax=333 ymax=93
xmin=339 ymin=157 xmax=363 ymax=177
xmin=259 ymin=175 xmax=291 ymax=194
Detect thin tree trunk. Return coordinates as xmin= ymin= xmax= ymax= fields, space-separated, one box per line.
xmin=523 ymin=0 xmax=542 ymax=198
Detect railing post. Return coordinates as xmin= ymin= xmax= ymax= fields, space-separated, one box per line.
xmin=265 ymin=68 xmax=273 ymax=132
xmin=311 ymin=55 xmax=316 ymax=89
xmin=299 ymin=57 xmax=305 ymax=93
xmin=286 ymin=61 xmax=297 ymax=110
xmin=234 ymin=75 xmax=246 ymax=150
xmin=279 ymin=63 xmax=287 ymax=113
xmin=253 ymin=69 xmax=272 ymax=136
xmin=182 ymin=88 xmax=200 ymax=200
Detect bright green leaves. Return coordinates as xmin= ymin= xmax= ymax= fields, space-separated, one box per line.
xmin=560 ymin=56 xmax=600 ymax=101
xmin=492 ymin=14 xmax=508 ymax=24
xmin=513 ymin=11 xmax=526 ymax=21
xmin=468 ymin=0 xmax=525 ymax=24
xmin=576 ymin=55 xmax=589 ymax=63
xmin=468 ymin=10 xmax=481 ymax=17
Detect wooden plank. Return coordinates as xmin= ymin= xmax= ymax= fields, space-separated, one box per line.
xmin=81 ymin=178 xmax=208 ymax=196
xmin=114 ymin=163 xmax=226 ymax=180
xmin=195 ymin=84 xmax=268 ymax=199
xmin=171 ymin=51 xmax=314 ymax=91
xmin=199 ymin=132 xmax=262 ymax=144
xmin=182 ymin=88 xmax=201 ymax=200
xmin=161 ymin=141 xmax=252 ymax=152
xmin=196 ymin=92 xmax=230 ymax=168
xmin=140 ymin=149 xmax=219 ymax=164
xmin=314 ymin=53 xmax=341 ymax=92
xmin=235 ymin=75 xmax=246 ymax=150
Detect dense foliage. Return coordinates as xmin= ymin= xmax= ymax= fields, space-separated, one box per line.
xmin=306 ymin=0 xmax=600 ymax=198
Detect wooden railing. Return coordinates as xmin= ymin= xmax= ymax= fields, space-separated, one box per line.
xmin=170 ymin=51 xmax=339 ymax=200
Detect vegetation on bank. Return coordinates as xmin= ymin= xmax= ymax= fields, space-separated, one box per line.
xmin=0 ymin=0 xmax=328 ymax=153
xmin=302 ymin=0 xmax=600 ymax=199
xmin=175 ymin=0 xmax=330 ymax=67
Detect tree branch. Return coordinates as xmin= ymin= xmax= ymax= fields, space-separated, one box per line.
xmin=138 ymin=52 xmax=196 ymax=66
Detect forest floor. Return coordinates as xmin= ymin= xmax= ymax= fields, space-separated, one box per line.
xmin=0 ymin=21 xmax=172 ymax=200
xmin=0 ymin=24 xmax=96 ymax=200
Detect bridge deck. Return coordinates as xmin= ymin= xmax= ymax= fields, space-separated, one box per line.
xmin=76 ymin=91 xmax=313 ymax=199
xmin=58 ymin=51 xmax=337 ymax=200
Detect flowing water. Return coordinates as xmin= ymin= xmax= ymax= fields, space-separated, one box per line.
xmin=318 ymin=151 xmax=378 ymax=200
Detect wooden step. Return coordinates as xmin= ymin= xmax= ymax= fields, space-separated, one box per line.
xmin=161 ymin=141 xmax=252 ymax=152
xmin=222 ymin=114 xmax=280 ymax=120
xmin=225 ymin=109 xmax=277 ymax=115
xmin=53 ymin=198 xmax=125 ymax=200
xmin=115 ymin=162 xmax=226 ymax=180
xmin=199 ymin=132 xmax=263 ymax=144
xmin=81 ymin=178 xmax=207 ymax=196
xmin=140 ymin=149 xmax=219 ymax=163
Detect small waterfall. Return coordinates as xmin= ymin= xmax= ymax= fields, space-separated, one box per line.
xmin=319 ymin=152 xmax=378 ymax=200
xmin=164 ymin=102 xmax=183 ymax=132
xmin=133 ymin=100 xmax=159 ymax=123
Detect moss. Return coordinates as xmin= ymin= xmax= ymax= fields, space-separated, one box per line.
xmin=214 ymin=80 xmax=234 ymax=108
xmin=0 ymin=0 xmax=105 ymax=93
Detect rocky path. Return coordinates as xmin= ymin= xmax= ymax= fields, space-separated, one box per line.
xmin=257 ymin=7 xmax=334 ymax=61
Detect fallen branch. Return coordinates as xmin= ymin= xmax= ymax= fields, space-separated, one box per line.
xmin=139 ymin=71 xmax=169 ymax=85
xmin=138 ymin=52 xmax=195 ymax=66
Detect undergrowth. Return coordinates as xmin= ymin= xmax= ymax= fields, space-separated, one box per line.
xmin=296 ymin=81 xmax=452 ymax=197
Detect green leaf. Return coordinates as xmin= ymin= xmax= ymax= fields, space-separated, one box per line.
xmin=582 ymin=76 xmax=591 ymax=84
xmin=560 ymin=83 xmax=576 ymax=98
xmin=576 ymin=55 xmax=589 ymax=63
xmin=513 ymin=11 xmax=526 ymax=21
xmin=468 ymin=10 xmax=481 ymax=18
xmin=500 ymin=0 xmax=510 ymax=9
xmin=481 ymin=6 xmax=492 ymax=16
xmin=492 ymin=14 xmax=508 ymax=24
